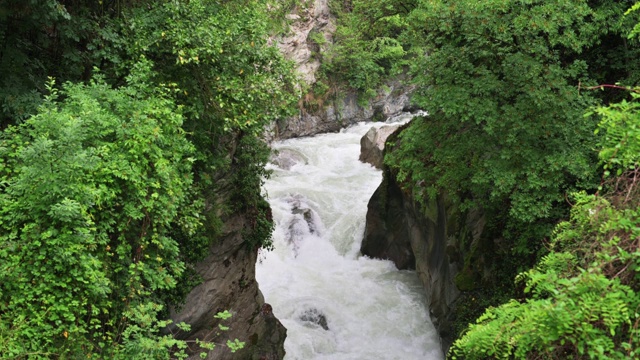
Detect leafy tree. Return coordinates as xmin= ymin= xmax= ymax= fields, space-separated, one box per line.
xmin=449 ymin=87 xmax=640 ymax=360
xmin=0 ymin=0 xmax=128 ymax=125
xmin=386 ymin=0 xmax=613 ymax=253
xmin=374 ymin=0 xmax=639 ymax=343
xmin=0 ymin=61 xmax=199 ymax=358
xmin=0 ymin=0 xmax=299 ymax=357
xmin=324 ymin=0 xmax=640 ymax=355
xmin=115 ymin=0 xmax=298 ymax=251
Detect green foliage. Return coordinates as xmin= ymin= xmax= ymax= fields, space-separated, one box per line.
xmin=0 ymin=0 xmax=298 ymax=356
xmin=593 ymin=90 xmax=640 ymax=176
xmin=386 ymin=0 xmax=609 ymax=254
xmin=121 ymin=0 xmax=298 ymax=135
xmin=115 ymin=0 xmax=296 ymax=250
xmin=450 ymin=190 xmax=640 ymax=359
xmin=630 ymin=3 xmax=640 ymax=39
xmin=323 ymin=0 xmax=640 ymax=355
xmin=0 ymin=0 xmax=138 ymax=125
xmin=450 ymin=80 xmax=640 ymax=359
xmin=0 ymin=63 xmax=200 ymax=357
xmin=0 ymin=1 xmax=301 ymax=359
xmin=322 ymin=0 xmax=413 ymax=102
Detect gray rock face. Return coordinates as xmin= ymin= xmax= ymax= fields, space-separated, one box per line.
xmin=359 ymin=124 xmax=402 ymax=169
xmin=276 ymin=0 xmax=335 ymax=85
xmin=268 ymin=0 xmax=415 ymax=141
xmin=266 ymin=82 xmax=414 ymax=141
xmin=362 ymin=168 xmax=463 ymax=351
xmin=360 ymin=125 xmax=491 ymax=352
xmin=361 ymin=172 xmax=416 ymax=270
xmin=169 ymin=212 xmax=286 ymax=360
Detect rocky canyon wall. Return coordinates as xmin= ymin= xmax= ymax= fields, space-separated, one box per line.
xmin=169 ymin=209 xmax=286 ymax=360
xmin=360 ymin=126 xmax=496 ymax=352
xmin=265 ymin=0 xmax=414 ymax=141
xmin=168 ymin=3 xmax=417 ymax=359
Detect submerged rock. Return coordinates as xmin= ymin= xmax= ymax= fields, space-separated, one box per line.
xmin=298 ymin=308 xmax=329 ymax=331
xmin=284 ymin=194 xmax=322 ymax=255
xmin=270 ymin=148 xmax=308 ymax=170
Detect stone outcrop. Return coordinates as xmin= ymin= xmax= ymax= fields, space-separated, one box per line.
xmin=169 ymin=207 xmax=286 ymax=360
xmin=266 ymin=81 xmax=414 ymax=140
xmin=362 ymin=166 xmax=463 ymax=332
xmin=360 ymin=126 xmax=494 ymax=352
xmin=267 ymin=0 xmax=415 ymax=141
xmin=359 ymin=124 xmax=402 ymax=169
xmin=275 ymin=0 xmax=335 ymax=85
xmin=167 ymin=132 xmax=287 ymax=359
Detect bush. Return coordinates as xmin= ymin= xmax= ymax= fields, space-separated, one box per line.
xmin=0 ymin=63 xmax=199 ymax=358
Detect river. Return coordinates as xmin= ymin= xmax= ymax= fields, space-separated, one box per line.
xmin=256 ymin=115 xmax=444 ymax=360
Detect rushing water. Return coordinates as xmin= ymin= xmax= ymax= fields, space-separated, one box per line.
xmin=256 ymin=114 xmax=444 ymax=360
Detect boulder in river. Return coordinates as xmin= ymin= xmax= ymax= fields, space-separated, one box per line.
xmin=298 ymin=308 xmax=330 ymax=331
xmin=359 ymin=124 xmax=402 ymax=169
xmin=284 ymin=194 xmax=322 ymax=255
xmin=270 ymin=148 xmax=308 ymax=170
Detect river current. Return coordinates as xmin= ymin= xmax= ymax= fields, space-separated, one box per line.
xmin=256 ymin=115 xmax=444 ymax=360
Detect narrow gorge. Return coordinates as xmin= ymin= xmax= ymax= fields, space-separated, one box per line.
xmin=257 ymin=117 xmax=444 ymax=359
xmin=3 ymin=0 xmax=638 ymax=359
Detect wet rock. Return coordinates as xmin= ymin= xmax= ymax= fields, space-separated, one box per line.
xmin=270 ymin=148 xmax=308 ymax=170
xmin=298 ymin=308 xmax=329 ymax=331
xmin=168 ymin=187 xmax=286 ymax=359
xmin=359 ymin=124 xmax=402 ymax=169
xmin=361 ymin=171 xmax=417 ymax=271
xmin=284 ymin=194 xmax=321 ymax=255
xmin=362 ymin=155 xmax=495 ymax=352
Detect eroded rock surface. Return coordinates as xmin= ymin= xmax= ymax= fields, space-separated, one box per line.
xmin=359 ymin=124 xmax=402 ymax=169
xmin=359 ymin=126 xmax=488 ymax=352
xmin=169 ymin=209 xmax=286 ymax=360
xmin=267 ymin=0 xmax=415 ymax=141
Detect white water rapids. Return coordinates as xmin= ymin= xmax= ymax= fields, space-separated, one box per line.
xmin=256 ymin=115 xmax=444 ymax=360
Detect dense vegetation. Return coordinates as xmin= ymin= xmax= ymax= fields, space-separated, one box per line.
xmin=325 ymin=0 xmax=640 ymax=358
xmin=450 ymin=90 xmax=640 ymax=359
xmin=3 ymin=0 xmax=640 ymax=358
xmin=0 ymin=0 xmax=297 ymax=358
